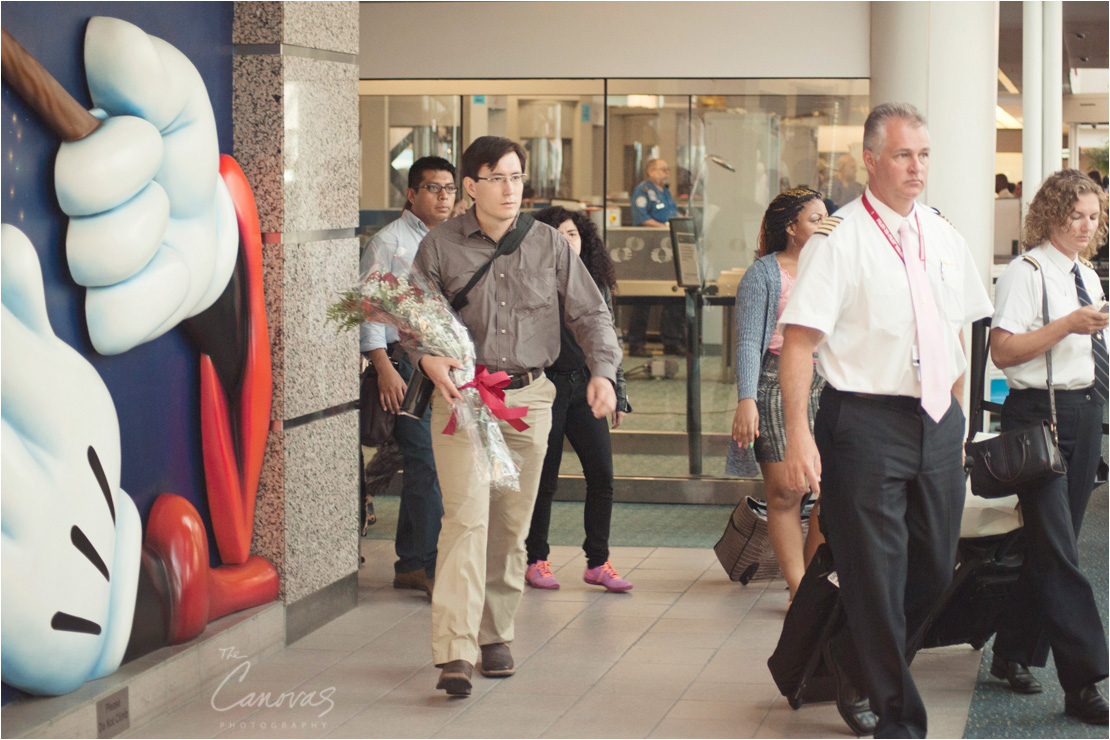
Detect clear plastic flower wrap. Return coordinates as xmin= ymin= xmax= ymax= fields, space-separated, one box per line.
xmin=327 ymin=247 xmax=522 ymax=494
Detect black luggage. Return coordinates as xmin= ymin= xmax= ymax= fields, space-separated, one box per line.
xmin=912 ymin=318 xmax=1027 ymax=655
xmin=907 ymin=528 xmax=1025 ymax=654
xmin=767 ymin=543 xmax=842 ymax=707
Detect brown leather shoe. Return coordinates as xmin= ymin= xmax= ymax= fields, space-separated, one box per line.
xmin=393 ymin=569 xmax=434 ymax=596
xmin=435 ymin=659 xmax=472 ymax=696
xmin=479 ymin=642 xmax=515 ymax=677
xmin=990 ymin=655 xmax=1043 ymax=694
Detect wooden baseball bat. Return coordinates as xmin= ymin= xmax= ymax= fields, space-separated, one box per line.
xmin=1 ymin=26 xmax=99 ymax=141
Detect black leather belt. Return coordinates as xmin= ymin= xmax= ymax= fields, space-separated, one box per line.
xmin=505 ymin=368 xmax=542 ymax=390
xmin=1008 ymin=385 xmax=1095 ymax=400
xmin=836 ymin=388 xmax=923 ymax=413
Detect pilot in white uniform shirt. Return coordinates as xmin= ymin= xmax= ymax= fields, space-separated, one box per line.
xmin=992 ymin=243 xmax=1106 ymax=390
xmin=781 ymin=187 xmax=994 ymax=393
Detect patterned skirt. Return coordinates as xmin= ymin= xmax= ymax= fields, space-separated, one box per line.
xmin=754 ymin=352 xmax=824 ymax=463
xmin=726 ymin=352 xmax=824 ymax=476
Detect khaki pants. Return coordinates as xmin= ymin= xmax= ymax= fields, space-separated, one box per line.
xmin=429 ymin=375 xmax=555 ymax=666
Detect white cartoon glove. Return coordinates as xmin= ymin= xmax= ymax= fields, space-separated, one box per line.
xmin=1 ymin=224 xmax=142 ymax=695
xmin=54 ymin=16 xmax=237 ymax=355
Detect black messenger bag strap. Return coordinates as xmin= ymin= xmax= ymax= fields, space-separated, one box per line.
xmin=967 ymin=256 xmax=1058 ymax=444
xmin=450 ymin=214 xmax=535 ymax=312
xmin=1022 ymin=255 xmax=1059 ymax=442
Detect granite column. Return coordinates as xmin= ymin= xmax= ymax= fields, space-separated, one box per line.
xmin=232 ymin=1 xmax=361 ymax=641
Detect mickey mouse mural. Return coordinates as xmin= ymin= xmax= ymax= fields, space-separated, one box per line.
xmin=1 ymin=12 xmax=278 ymax=696
xmin=2 ymin=224 xmax=144 ymax=696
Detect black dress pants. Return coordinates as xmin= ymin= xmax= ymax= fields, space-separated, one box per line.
xmin=816 ymin=387 xmax=965 ymax=739
xmin=992 ymin=386 xmax=1109 ymax=692
xmin=525 ymin=367 xmax=615 ymax=569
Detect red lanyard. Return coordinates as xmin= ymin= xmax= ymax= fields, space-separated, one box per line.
xmin=861 ymin=193 xmax=924 ymax=265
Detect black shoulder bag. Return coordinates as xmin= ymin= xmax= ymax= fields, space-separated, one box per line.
xmin=360 ymin=359 xmax=397 ymax=446
xmin=400 ymin=215 xmax=536 ymax=417
xmin=965 ymin=255 xmax=1067 ymax=498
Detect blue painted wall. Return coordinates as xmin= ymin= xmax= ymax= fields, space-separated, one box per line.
xmin=1 ymin=2 xmax=233 ymax=543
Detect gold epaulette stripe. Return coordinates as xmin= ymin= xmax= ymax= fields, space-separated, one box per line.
xmin=814 ymin=215 xmax=843 ymax=237
xmin=930 ymin=206 xmax=954 ymax=227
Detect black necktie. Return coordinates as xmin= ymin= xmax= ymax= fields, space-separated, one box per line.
xmin=1072 ymin=264 xmax=1108 ymax=403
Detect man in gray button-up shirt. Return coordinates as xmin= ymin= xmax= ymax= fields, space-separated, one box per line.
xmin=413 ymin=137 xmax=622 ymax=696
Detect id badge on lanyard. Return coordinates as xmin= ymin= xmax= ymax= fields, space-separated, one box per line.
xmin=862 ymin=193 xmax=926 ymax=382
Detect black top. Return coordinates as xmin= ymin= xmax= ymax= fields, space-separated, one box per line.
xmin=548 ymin=285 xmax=631 ymax=413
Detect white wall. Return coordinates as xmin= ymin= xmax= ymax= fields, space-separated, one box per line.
xmin=924 ymin=1 xmax=1000 ymax=275
xmin=359 ymin=2 xmax=870 ymax=80
xmin=871 ymin=2 xmax=999 ymax=283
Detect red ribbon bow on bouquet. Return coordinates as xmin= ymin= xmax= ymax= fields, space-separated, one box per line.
xmin=443 ymin=365 xmax=530 ymax=434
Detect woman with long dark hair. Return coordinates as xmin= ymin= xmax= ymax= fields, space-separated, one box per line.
xmin=988 ymin=169 xmax=1109 ymax=723
xmin=726 ymin=188 xmax=828 ymax=601
xmin=524 ymin=206 xmax=633 ymax=592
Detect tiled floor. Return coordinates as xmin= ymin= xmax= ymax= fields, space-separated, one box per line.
xmin=124 ymin=539 xmax=982 ymax=739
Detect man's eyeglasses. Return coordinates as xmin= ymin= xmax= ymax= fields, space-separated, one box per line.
xmin=415 ymin=183 xmax=458 ymax=194
xmin=474 ymin=174 xmax=529 ymax=186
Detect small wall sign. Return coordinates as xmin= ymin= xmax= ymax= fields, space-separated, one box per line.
xmin=96 ymin=688 xmax=130 ymax=738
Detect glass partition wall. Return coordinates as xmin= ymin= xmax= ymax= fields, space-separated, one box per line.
xmin=359 ymin=80 xmax=606 ymax=234
xmin=359 ymin=79 xmax=868 ymax=482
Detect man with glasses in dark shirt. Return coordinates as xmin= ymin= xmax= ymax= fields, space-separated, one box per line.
xmin=411 ymin=136 xmax=622 ymax=695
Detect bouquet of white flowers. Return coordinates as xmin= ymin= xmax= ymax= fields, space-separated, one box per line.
xmin=327 ymin=254 xmax=523 ymax=493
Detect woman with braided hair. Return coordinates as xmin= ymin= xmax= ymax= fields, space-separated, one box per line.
xmin=726 ymin=188 xmax=828 ymax=601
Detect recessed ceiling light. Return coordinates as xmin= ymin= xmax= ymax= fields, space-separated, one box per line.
xmin=996 ymin=106 xmax=1022 ymax=129
xmin=997 ymin=68 xmax=1020 ymax=94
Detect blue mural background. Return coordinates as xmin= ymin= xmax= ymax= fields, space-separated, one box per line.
xmin=2 ymin=0 xmax=232 ymax=517
xmin=1 ymin=0 xmax=234 ymax=640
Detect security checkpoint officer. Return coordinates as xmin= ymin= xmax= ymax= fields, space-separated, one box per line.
xmin=627 ymin=158 xmax=684 ymax=356
xmin=630 ymin=158 xmax=678 ymax=227
xmin=779 ymin=102 xmax=993 ymax=738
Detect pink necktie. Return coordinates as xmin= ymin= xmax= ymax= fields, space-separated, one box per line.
xmin=899 ymin=220 xmax=950 ymax=421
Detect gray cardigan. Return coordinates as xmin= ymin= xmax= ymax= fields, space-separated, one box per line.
xmin=725 ymin=253 xmax=783 ymax=477
xmin=735 ymin=254 xmax=783 ymax=399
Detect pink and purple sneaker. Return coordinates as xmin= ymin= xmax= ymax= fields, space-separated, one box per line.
xmin=526 ymin=560 xmax=560 ymax=589
xmin=583 ymin=561 xmax=633 ymax=592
